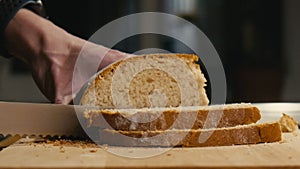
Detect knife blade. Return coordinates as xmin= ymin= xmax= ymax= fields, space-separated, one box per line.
xmin=0 ymin=101 xmax=87 ymax=137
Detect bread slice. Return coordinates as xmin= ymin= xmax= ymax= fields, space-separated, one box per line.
xmin=84 ymin=103 xmax=261 ymax=131
xmin=80 ymin=53 xmax=209 ymax=108
xmin=98 ymin=122 xmax=282 ymax=147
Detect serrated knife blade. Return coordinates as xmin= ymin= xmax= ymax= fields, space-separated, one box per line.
xmin=0 ymin=101 xmax=87 ymax=137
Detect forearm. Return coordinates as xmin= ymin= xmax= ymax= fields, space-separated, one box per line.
xmin=4 ymin=9 xmax=81 ymax=65
xmin=3 ymin=8 xmax=128 ymax=104
xmin=5 ymin=9 xmax=43 ymax=63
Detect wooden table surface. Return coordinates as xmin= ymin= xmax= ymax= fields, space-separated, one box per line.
xmin=1 ymin=102 xmax=300 ymax=169
xmin=0 ymin=131 xmax=300 ymax=169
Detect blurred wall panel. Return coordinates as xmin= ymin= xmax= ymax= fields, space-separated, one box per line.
xmin=282 ymin=0 xmax=300 ymax=101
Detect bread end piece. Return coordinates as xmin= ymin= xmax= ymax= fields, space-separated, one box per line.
xmin=279 ymin=113 xmax=299 ymax=132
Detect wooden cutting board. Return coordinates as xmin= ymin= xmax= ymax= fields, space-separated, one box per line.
xmin=0 ymin=132 xmax=300 ymax=169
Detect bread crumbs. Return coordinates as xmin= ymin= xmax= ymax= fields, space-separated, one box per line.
xmin=89 ymin=149 xmax=97 ymax=153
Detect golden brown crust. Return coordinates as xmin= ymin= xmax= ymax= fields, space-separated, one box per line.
xmin=97 ymin=53 xmax=198 ymax=81
xmin=85 ymin=104 xmax=261 ymax=131
xmin=171 ymin=53 xmax=199 ymax=63
xmin=98 ymin=122 xmax=282 ymax=147
xmin=259 ymin=122 xmax=282 ymax=142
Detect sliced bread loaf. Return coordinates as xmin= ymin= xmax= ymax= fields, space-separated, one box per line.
xmin=80 ymin=53 xmax=209 ymax=108
xmin=98 ymin=122 xmax=282 ymax=147
xmin=84 ymin=103 xmax=261 ymax=131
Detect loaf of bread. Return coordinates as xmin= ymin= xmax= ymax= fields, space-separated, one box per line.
xmin=80 ymin=53 xmax=209 ymax=108
xmin=98 ymin=122 xmax=282 ymax=147
xmin=84 ymin=103 xmax=261 ymax=131
xmin=80 ymin=53 xmax=283 ymax=147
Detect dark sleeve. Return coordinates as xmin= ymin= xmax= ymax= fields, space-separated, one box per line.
xmin=0 ymin=0 xmax=44 ymax=58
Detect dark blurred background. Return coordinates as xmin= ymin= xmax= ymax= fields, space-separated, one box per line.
xmin=0 ymin=0 xmax=299 ymax=103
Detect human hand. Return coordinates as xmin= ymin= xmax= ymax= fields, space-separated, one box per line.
xmin=5 ymin=9 xmax=129 ymax=104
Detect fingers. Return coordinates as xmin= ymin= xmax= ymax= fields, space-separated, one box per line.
xmin=54 ymin=94 xmax=75 ymax=105
xmin=39 ymin=37 xmax=133 ymax=105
